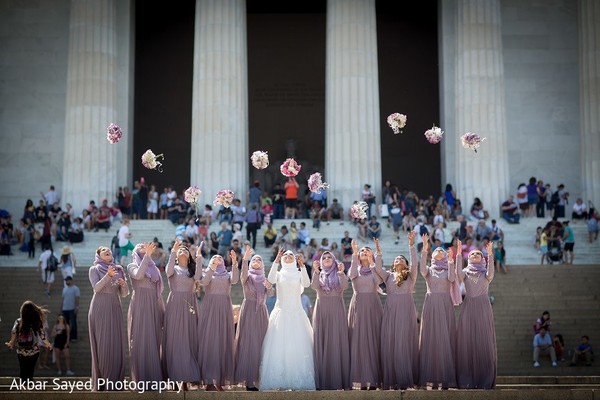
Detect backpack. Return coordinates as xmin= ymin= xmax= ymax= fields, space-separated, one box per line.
xmin=46 ymin=253 xmax=59 ymax=272
xmin=551 ymin=191 xmax=560 ymax=205
xmin=419 ymin=223 xmax=429 ymax=237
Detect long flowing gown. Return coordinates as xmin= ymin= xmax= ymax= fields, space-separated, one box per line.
xmin=88 ymin=265 xmax=129 ymax=391
xmin=163 ymin=252 xmax=202 ymax=382
xmin=260 ymin=262 xmax=316 ymax=390
xmin=418 ymin=252 xmax=457 ymax=388
xmin=197 ymin=265 xmax=239 ymax=386
xmin=127 ymin=255 xmax=165 ymax=383
xmin=374 ymin=245 xmax=419 ymax=389
xmin=311 ymin=266 xmax=350 ymax=390
xmin=456 ymin=254 xmax=497 ymax=389
xmin=347 ymin=255 xmax=383 ymax=388
xmin=233 ymin=259 xmax=273 ymax=387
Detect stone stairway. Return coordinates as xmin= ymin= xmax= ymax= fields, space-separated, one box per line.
xmin=0 ymin=217 xmax=598 ymax=378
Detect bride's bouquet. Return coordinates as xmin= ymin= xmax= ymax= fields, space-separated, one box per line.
xmin=214 ymin=189 xmax=235 ymax=208
xmin=307 ymin=172 xmax=329 ymax=194
xmin=280 ymin=158 xmax=301 ymax=177
xmin=350 ymin=201 xmax=369 ymax=220
xmin=251 ymin=150 xmax=269 ymax=170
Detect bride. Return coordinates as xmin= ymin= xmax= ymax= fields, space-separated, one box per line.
xmin=259 ymin=248 xmax=316 ymax=391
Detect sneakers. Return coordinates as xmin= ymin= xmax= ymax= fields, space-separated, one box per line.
xmin=57 ymin=370 xmax=62 ymax=376
xmin=533 ymin=361 xmax=540 ymax=368
xmin=552 ymin=361 xmax=557 ymax=367
xmin=66 ymin=370 xmax=74 ymax=376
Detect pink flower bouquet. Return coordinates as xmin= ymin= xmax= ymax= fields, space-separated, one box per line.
xmin=251 ymin=150 xmax=269 ymax=170
xmin=280 ymin=158 xmax=302 ymax=177
xmin=106 ymin=123 xmax=123 ymax=144
xmin=387 ymin=113 xmax=407 ymax=134
xmin=141 ymin=149 xmax=164 ymax=172
xmin=350 ymin=201 xmax=369 ymax=220
xmin=424 ymin=125 xmax=444 ymax=144
xmin=214 ymin=189 xmax=235 ymax=208
xmin=461 ymin=132 xmax=486 ymax=153
xmin=308 ymin=172 xmax=329 ymax=194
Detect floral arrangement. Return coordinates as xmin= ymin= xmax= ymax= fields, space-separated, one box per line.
xmin=424 ymin=125 xmax=444 ymax=144
xmin=307 ymin=172 xmax=329 ymax=193
xmin=214 ymin=189 xmax=235 ymax=208
xmin=251 ymin=150 xmax=269 ymax=170
xmin=280 ymin=158 xmax=302 ymax=177
xmin=387 ymin=113 xmax=407 ymax=134
xmin=184 ymin=185 xmax=202 ymax=205
xmin=141 ymin=149 xmax=164 ymax=172
xmin=461 ymin=132 xmax=486 ymax=153
xmin=106 ymin=123 xmax=123 ymax=144
xmin=350 ymin=201 xmax=369 ymax=220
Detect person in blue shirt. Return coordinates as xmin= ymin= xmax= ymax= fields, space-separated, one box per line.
xmin=533 ymin=327 xmax=557 ymax=367
xmin=562 ymin=221 xmax=575 ymax=264
xmin=570 ymin=336 xmax=593 ymax=366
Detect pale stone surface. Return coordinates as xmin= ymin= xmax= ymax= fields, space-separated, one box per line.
xmin=455 ymin=0 xmax=510 ymax=218
xmin=62 ymin=0 xmax=119 ymax=213
xmin=579 ymin=0 xmax=600 ymax=206
xmin=190 ymin=0 xmax=249 ymax=204
xmin=325 ymin=0 xmax=381 ymax=211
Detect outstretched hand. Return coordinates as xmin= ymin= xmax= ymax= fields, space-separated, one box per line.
xmin=408 ymin=231 xmax=416 ymax=246
xmin=274 ymin=247 xmax=284 ymax=263
xmin=351 ymin=239 xmax=358 ymax=255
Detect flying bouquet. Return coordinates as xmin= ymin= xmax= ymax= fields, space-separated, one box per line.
xmin=350 ymin=201 xmax=369 ymax=220
xmin=141 ymin=149 xmax=164 ymax=172
xmin=308 ymin=172 xmax=329 ymax=193
xmin=424 ymin=125 xmax=444 ymax=144
xmin=106 ymin=123 xmax=123 ymax=144
xmin=251 ymin=150 xmax=269 ymax=170
xmin=387 ymin=113 xmax=407 ymax=134
xmin=461 ymin=132 xmax=486 ymax=153
xmin=184 ymin=185 xmax=202 ymax=216
xmin=280 ymin=158 xmax=302 ymax=177
xmin=214 ymin=189 xmax=235 ymax=208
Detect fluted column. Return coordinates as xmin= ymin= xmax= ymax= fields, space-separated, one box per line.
xmin=579 ymin=0 xmax=600 ymax=206
xmin=325 ymin=0 xmax=381 ymax=212
xmin=62 ymin=0 xmax=118 ymax=214
xmin=455 ymin=0 xmax=509 ymax=218
xmin=191 ymin=0 xmax=248 ymax=204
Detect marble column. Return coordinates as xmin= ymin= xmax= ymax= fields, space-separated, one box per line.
xmin=62 ymin=0 xmax=118 ymax=214
xmin=191 ymin=0 xmax=248 ymax=206
xmin=579 ymin=0 xmax=600 ymax=206
xmin=455 ymin=0 xmax=510 ymax=218
xmin=325 ymin=0 xmax=382 ymax=213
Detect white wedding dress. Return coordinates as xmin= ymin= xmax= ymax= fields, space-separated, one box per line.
xmin=259 ymin=257 xmax=316 ymax=391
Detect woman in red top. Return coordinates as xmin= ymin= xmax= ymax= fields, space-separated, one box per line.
xmin=284 ymin=177 xmax=299 ymax=219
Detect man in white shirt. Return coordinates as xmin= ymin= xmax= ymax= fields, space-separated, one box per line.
xmin=38 ymin=244 xmax=56 ymax=297
xmin=118 ymin=218 xmax=134 ymax=265
xmin=42 ymin=185 xmax=60 ymax=211
xmin=572 ymin=198 xmax=588 ymax=221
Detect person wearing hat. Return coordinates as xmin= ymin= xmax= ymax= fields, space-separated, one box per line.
xmin=62 ymin=275 xmax=80 ymax=342
xmin=60 ymin=245 xmax=77 ymax=283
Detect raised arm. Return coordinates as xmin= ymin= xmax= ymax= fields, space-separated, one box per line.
xmin=486 ymin=242 xmax=495 ymax=282
xmin=448 ymin=249 xmax=457 ymax=283
xmin=310 ymin=260 xmax=321 ymax=290
xmin=296 ymin=253 xmax=310 ymax=288
xmin=268 ymin=247 xmax=284 ymax=284
xmin=229 ymin=250 xmax=240 ymax=285
xmin=420 ymin=233 xmax=430 ymax=277
xmin=408 ymin=231 xmax=418 ymax=282
xmin=368 ymin=250 xmax=383 ymax=285
xmin=166 ymin=240 xmax=183 ymax=277
xmin=455 ymin=240 xmax=465 ymax=282
xmin=349 ymin=239 xmax=359 ymax=280
xmin=372 ymin=238 xmax=389 ymax=281
xmin=240 ymin=245 xmax=253 ymax=283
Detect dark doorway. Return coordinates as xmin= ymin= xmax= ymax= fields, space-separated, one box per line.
xmin=377 ymin=0 xmax=441 ymax=198
xmin=133 ymin=1 xmax=195 ymax=194
xmin=247 ymin=1 xmax=326 ymax=193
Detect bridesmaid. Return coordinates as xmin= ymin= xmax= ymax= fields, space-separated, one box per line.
xmin=348 ymin=240 xmax=383 ymax=390
xmin=127 ymin=242 xmax=165 ymax=383
xmin=88 ymin=246 xmax=129 ymax=391
xmin=197 ymin=251 xmax=240 ymax=391
xmin=233 ymin=245 xmax=274 ymax=391
xmin=418 ymin=234 xmax=461 ymax=389
xmin=311 ymin=249 xmax=350 ymax=390
xmin=163 ymin=239 xmax=204 ymax=388
xmin=374 ymin=232 xmax=419 ymax=390
xmin=456 ymin=240 xmax=497 ymax=389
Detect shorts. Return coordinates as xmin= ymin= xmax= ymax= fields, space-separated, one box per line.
xmin=519 ymin=203 xmax=528 ymax=211
xmin=285 ymin=199 xmax=298 ymax=208
xmin=540 ymin=245 xmax=548 ymax=254
xmin=564 ymin=243 xmax=574 ymax=252
xmin=160 ymin=205 xmax=168 ymax=209
xmin=42 ymin=270 xmax=55 ymax=284
xmin=120 ymin=241 xmax=135 ymax=256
